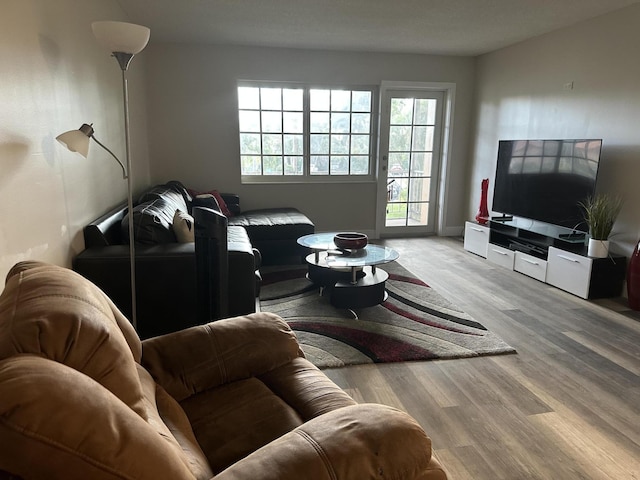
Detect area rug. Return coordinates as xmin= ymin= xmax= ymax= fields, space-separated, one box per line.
xmin=259 ymin=262 xmax=516 ymax=369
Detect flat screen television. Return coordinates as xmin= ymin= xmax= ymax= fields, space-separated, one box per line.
xmin=492 ymin=139 xmax=602 ymax=232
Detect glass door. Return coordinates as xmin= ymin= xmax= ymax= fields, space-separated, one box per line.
xmin=377 ymin=89 xmax=444 ymax=236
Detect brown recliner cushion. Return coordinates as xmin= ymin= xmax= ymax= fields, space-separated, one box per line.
xmin=142 ymin=315 xmax=357 ymax=473
xmin=0 ymin=355 xmax=197 ymax=480
xmin=0 ymin=261 xmax=145 ymax=416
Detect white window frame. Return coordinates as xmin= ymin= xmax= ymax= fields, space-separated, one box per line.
xmin=238 ymin=81 xmax=378 ymax=184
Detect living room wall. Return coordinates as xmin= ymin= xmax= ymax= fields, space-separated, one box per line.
xmin=0 ymin=0 xmax=150 ymax=280
xmin=469 ymin=3 xmax=640 ymax=256
xmin=144 ymin=44 xmax=475 ymax=234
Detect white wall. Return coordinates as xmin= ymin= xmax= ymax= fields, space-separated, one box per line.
xmin=0 ymin=0 xmax=150 ymax=280
xmin=145 ymin=44 xmax=475 ymax=234
xmin=469 ymin=4 xmax=640 ymax=255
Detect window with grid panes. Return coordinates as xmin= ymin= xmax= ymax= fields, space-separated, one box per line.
xmin=238 ymin=83 xmax=375 ymax=181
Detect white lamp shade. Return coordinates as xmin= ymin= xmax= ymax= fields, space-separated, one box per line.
xmin=56 ymin=129 xmax=91 ymax=158
xmin=92 ymin=21 xmax=150 ymax=55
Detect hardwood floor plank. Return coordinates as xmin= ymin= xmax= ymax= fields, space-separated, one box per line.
xmin=407 ymin=361 xmax=466 ymax=409
xmin=563 ymin=330 xmax=640 ymax=376
xmin=336 ymin=363 xmax=407 ymax=409
xmin=432 ymin=448 xmax=478 ymax=480
xmin=529 ymin=411 xmax=640 ymax=480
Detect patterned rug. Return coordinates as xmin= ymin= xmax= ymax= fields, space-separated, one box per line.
xmin=259 ymin=262 xmax=516 ymax=369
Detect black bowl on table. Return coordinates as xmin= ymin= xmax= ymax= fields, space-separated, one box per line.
xmin=333 ymin=232 xmax=368 ymax=250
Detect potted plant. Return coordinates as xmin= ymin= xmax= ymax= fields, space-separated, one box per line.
xmin=579 ymin=193 xmax=623 ymax=257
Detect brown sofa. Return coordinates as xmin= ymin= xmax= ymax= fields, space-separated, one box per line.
xmin=0 ymin=262 xmax=447 ymax=480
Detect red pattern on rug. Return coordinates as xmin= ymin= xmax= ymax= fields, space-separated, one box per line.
xmin=287 ymin=321 xmax=438 ymax=362
xmin=381 ymin=301 xmax=482 ymax=336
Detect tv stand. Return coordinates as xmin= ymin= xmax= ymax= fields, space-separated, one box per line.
xmin=463 ymin=219 xmax=626 ymax=299
xmin=491 ymin=214 xmax=513 ymax=221
xmin=558 ymin=232 xmax=586 ymax=240
xmin=488 ymin=217 xmax=588 ymax=258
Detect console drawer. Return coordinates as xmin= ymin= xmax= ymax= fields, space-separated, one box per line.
xmin=514 ymin=251 xmax=547 ymax=282
xmin=487 ymin=244 xmax=515 ymax=269
xmin=464 ymin=222 xmax=489 ymax=258
xmin=546 ymin=246 xmax=592 ymax=298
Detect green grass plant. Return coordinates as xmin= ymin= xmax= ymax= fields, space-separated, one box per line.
xmin=579 ymin=194 xmax=623 ymax=240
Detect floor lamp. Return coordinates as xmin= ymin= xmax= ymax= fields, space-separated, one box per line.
xmin=56 ymin=21 xmax=149 ymax=329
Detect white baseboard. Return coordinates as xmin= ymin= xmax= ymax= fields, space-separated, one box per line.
xmin=316 ymin=227 xmax=463 ymax=239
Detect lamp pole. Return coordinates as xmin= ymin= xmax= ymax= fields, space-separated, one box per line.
xmin=91 ymin=21 xmax=150 ymax=329
xmin=119 ymin=55 xmax=137 ymax=329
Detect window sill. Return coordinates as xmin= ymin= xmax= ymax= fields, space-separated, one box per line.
xmin=241 ymin=175 xmax=377 ymax=185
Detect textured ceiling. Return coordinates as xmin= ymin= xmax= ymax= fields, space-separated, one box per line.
xmin=117 ymin=0 xmax=640 ymax=56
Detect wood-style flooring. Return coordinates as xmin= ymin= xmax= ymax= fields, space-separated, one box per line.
xmin=323 ymin=236 xmax=640 ymax=480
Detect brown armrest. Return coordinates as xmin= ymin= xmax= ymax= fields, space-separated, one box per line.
xmin=215 ymin=403 xmax=443 ymax=480
xmin=141 ymin=312 xmax=302 ymax=402
xmin=0 ymin=356 xmax=194 ymax=480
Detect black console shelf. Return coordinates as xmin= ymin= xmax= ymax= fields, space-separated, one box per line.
xmin=489 ymin=217 xmax=587 ymax=259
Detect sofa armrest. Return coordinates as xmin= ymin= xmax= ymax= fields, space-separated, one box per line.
xmin=216 ymin=403 xmax=445 ymax=480
xmin=83 ymin=202 xmax=127 ymax=247
xmin=73 ymin=241 xmax=258 ymax=338
xmin=142 ymin=312 xmax=302 ymax=402
xmin=0 ymin=356 xmax=195 ymax=480
xmin=73 ymin=244 xmax=200 ymax=339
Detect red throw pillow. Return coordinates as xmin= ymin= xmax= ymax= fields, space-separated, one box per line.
xmin=188 ymin=188 xmax=233 ymax=217
xmin=210 ymin=191 xmax=232 ymax=217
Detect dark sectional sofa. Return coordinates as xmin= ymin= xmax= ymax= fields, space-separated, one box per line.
xmin=73 ymin=181 xmax=314 ymax=339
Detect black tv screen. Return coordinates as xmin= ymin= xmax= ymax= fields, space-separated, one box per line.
xmin=492 ymin=139 xmax=602 ymax=231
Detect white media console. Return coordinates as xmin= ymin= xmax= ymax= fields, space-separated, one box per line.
xmin=463 ymin=218 xmax=626 ymax=299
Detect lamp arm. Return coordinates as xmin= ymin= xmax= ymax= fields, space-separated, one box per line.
xmin=90 ymin=135 xmax=128 ymax=179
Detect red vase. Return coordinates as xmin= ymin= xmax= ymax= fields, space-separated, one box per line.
xmin=475 ymin=178 xmax=490 ymax=225
xmin=628 ymin=239 xmax=640 ymax=310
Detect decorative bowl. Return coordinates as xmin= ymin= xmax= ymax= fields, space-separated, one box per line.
xmin=334 ymin=232 xmax=368 ymax=250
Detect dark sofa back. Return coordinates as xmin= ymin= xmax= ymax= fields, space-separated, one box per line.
xmin=121 ymin=183 xmax=191 ymax=245
xmin=84 ymin=181 xmax=192 ymax=248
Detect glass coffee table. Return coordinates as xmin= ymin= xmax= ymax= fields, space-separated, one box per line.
xmin=297 ymin=232 xmax=399 ymax=310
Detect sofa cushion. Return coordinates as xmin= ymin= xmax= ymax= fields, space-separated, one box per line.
xmin=227 ymin=225 xmax=251 ymax=247
xmin=139 ymin=183 xmax=190 ymax=214
xmin=119 ymin=182 xmax=191 ymax=245
xmin=181 ymin=377 xmax=304 ymax=473
xmin=166 ymin=180 xmax=193 ymax=207
xmin=173 ymin=210 xmax=195 ymax=243
xmin=122 ymin=198 xmax=179 ymax=245
xmin=229 ymin=208 xmax=314 ymax=241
